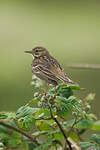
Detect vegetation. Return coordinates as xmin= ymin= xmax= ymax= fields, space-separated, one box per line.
xmin=0 ymin=77 xmax=100 ymax=150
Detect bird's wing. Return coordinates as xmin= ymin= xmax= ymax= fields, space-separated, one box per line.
xmin=32 ymin=63 xmax=58 ymax=82
xmin=49 ymin=56 xmax=75 ymax=84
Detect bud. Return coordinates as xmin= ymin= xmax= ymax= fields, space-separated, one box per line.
xmin=34 ymin=92 xmax=39 ymax=97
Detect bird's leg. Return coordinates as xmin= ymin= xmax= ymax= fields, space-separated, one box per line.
xmin=43 ymin=89 xmax=47 ymax=96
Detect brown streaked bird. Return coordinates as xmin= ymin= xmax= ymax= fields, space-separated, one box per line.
xmin=25 ymin=46 xmax=76 ymax=86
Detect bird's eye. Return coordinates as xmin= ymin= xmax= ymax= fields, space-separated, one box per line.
xmin=35 ymin=50 xmax=39 ymax=53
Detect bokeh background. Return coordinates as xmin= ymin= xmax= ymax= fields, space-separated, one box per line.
xmin=0 ymin=0 xmax=100 ymax=119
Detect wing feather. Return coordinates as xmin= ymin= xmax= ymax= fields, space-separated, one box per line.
xmin=49 ymin=56 xmax=75 ymax=84
xmin=32 ymin=64 xmax=58 ymax=82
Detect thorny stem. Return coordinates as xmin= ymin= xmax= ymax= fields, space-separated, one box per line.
xmin=49 ymin=107 xmax=72 ymax=150
xmin=0 ymin=120 xmax=40 ymax=146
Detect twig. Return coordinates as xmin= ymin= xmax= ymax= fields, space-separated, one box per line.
xmin=68 ymin=64 xmax=100 ymax=70
xmin=53 ymin=139 xmax=63 ymax=148
xmin=49 ymin=108 xmax=72 ymax=150
xmin=68 ymin=138 xmax=81 ymax=150
xmin=0 ymin=120 xmax=40 ymax=146
xmin=36 ymin=117 xmax=52 ymax=120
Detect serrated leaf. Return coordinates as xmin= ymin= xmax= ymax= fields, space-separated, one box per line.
xmin=92 ymin=120 xmax=100 ymax=131
xmin=48 ymin=83 xmax=73 ymax=98
xmin=28 ymin=141 xmax=37 ymax=150
xmin=21 ymin=141 xmax=29 ymax=150
xmin=37 ymin=121 xmax=53 ymax=131
xmin=0 ymin=112 xmax=15 ymax=120
xmin=35 ymin=109 xmax=50 ymax=119
xmin=57 ymin=102 xmax=72 ymax=118
xmin=8 ymin=138 xmax=21 ymax=148
xmin=54 ymin=132 xmax=63 ymax=141
xmin=16 ymin=106 xmax=39 ymax=118
xmin=0 ymin=133 xmax=9 ymax=146
xmin=63 ymin=119 xmax=75 ymax=127
xmin=17 ymin=115 xmax=35 ymax=131
xmin=76 ymin=119 xmax=94 ymax=129
xmin=90 ymin=134 xmax=100 ymax=145
xmin=87 ymin=114 xmax=97 ymax=120
xmin=34 ymin=138 xmax=52 ymax=150
xmin=0 ymin=125 xmax=10 ymax=134
xmin=69 ymin=132 xmax=79 ymax=141
xmin=80 ymin=142 xmax=96 ymax=150
xmin=56 ymin=96 xmax=70 ymax=103
xmin=56 ymin=96 xmax=75 ymax=118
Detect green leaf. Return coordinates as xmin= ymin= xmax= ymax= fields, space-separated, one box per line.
xmin=69 ymin=85 xmax=81 ymax=90
xmin=69 ymin=132 xmax=79 ymax=141
xmin=0 ymin=112 xmax=15 ymax=120
xmin=63 ymin=119 xmax=75 ymax=127
xmin=48 ymin=83 xmax=73 ymax=98
xmin=21 ymin=141 xmax=29 ymax=150
xmin=17 ymin=115 xmax=35 ymax=131
xmin=8 ymin=137 xmax=21 ymax=148
xmin=34 ymin=138 xmax=52 ymax=150
xmin=56 ymin=95 xmax=82 ymax=118
xmin=86 ymin=113 xmax=97 ymax=120
xmin=3 ymin=131 xmax=22 ymax=148
xmin=92 ymin=120 xmax=100 ymax=131
xmin=65 ymin=96 xmax=83 ymax=113
xmin=0 ymin=133 xmax=9 ymax=147
xmin=76 ymin=119 xmax=94 ymax=129
xmin=90 ymin=134 xmax=100 ymax=145
xmin=35 ymin=109 xmax=50 ymax=119
xmin=57 ymin=84 xmax=73 ymax=98
xmin=28 ymin=141 xmax=37 ymax=150
xmin=16 ymin=106 xmax=39 ymax=118
xmin=0 ymin=125 xmax=10 ymax=134
xmin=54 ymin=132 xmax=64 ymax=141
xmin=80 ymin=142 xmax=96 ymax=150
xmin=37 ymin=121 xmax=53 ymax=131
xmin=57 ymin=101 xmax=72 ymax=118
xmin=56 ymin=96 xmax=70 ymax=103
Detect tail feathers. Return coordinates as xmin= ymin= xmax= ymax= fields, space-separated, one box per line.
xmin=58 ymin=75 xmax=77 ymax=86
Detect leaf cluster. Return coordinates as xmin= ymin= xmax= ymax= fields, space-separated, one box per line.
xmin=0 ymin=78 xmax=100 ymax=150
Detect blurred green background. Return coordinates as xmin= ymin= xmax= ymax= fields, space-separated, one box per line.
xmin=0 ymin=0 xmax=100 ymax=119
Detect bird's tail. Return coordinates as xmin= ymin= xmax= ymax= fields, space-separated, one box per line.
xmin=58 ymin=75 xmax=78 ymax=86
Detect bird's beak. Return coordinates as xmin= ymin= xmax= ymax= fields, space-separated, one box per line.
xmin=24 ymin=50 xmax=32 ymax=54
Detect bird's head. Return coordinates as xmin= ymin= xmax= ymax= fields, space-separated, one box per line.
xmin=25 ymin=46 xmax=49 ymax=58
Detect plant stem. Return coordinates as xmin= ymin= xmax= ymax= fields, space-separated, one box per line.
xmin=49 ymin=108 xmax=72 ymax=150
xmin=36 ymin=117 xmax=52 ymax=120
xmin=68 ymin=64 xmax=100 ymax=70
xmin=0 ymin=120 xmax=40 ymax=146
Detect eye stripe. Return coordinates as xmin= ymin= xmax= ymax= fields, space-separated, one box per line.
xmin=35 ymin=49 xmax=44 ymax=52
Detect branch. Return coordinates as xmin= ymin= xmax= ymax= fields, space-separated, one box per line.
xmin=68 ymin=138 xmax=81 ymax=150
xmin=49 ymin=108 xmax=72 ymax=150
xmin=68 ymin=64 xmax=100 ymax=70
xmin=36 ymin=117 xmax=52 ymax=120
xmin=67 ymin=117 xmax=78 ymax=137
xmin=0 ymin=120 xmax=40 ymax=146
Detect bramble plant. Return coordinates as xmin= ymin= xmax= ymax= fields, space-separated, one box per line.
xmin=0 ymin=77 xmax=100 ymax=150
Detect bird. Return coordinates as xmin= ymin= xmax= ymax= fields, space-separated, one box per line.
xmin=25 ymin=46 xmax=76 ymax=86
